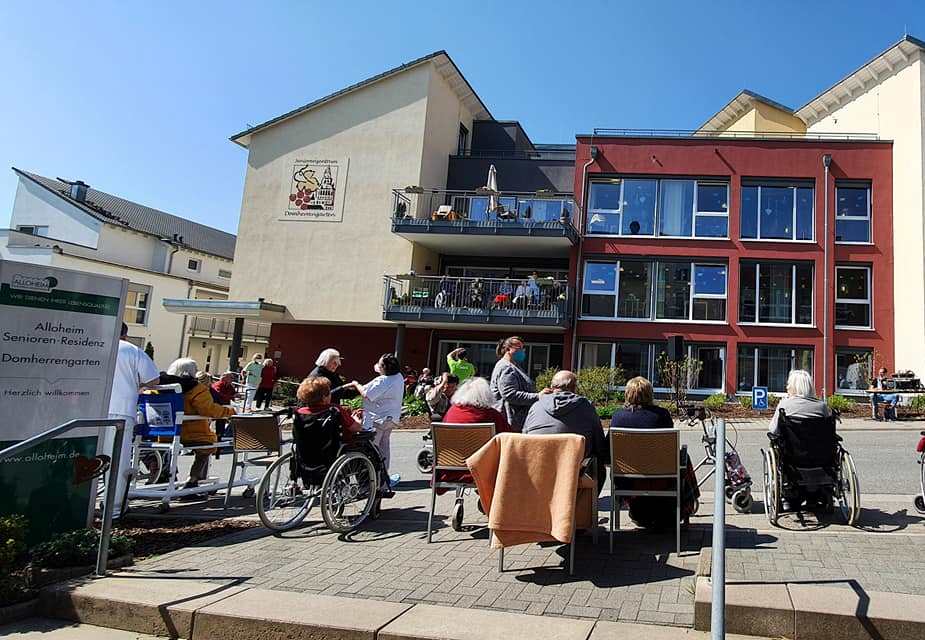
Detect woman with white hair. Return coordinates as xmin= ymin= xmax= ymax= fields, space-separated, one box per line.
xmin=768 ymin=369 xmax=831 ymax=435
xmin=309 ymin=348 xmax=358 ymax=404
xmin=162 ymin=357 xmax=236 ymax=490
xmin=443 ymin=376 xmax=512 ymax=434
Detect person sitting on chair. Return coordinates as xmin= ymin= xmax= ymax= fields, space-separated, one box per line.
xmin=425 ymin=373 xmax=458 ymax=419
xmin=870 ymin=367 xmax=899 ymax=421
xmin=296 ymin=376 xmax=363 ymax=435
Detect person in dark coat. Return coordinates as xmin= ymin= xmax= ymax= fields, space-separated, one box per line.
xmin=309 ymin=348 xmax=359 ymax=404
xmin=489 ymin=336 xmax=551 ymax=431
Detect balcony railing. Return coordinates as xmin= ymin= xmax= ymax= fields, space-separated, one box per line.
xmin=383 ymin=275 xmax=572 ymax=327
xmin=187 ymin=315 xmax=270 ymax=342
xmin=390 ymin=188 xmax=579 ymax=242
xmin=589 ymin=127 xmax=880 ymax=141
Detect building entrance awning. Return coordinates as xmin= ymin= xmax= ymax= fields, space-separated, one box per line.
xmin=161 ymin=298 xmax=289 ymax=321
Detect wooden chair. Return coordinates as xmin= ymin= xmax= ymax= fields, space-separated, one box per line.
xmin=427 ymin=422 xmax=495 ymax=543
xmin=608 ymin=428 xmax=685 ymax=555
xmin=223 ymin=414 xmax=284 ymax=508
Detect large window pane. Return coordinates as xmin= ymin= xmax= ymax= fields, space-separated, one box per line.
xmin=581 ymin=294 xmax=615 ymax=317
xmin=588 ymin=182 xmax=621 ymax=234
xmin=656 ymin=263 xmax=691 ymax=319
xmin=795 ymin=187 xmax=814 ymax=240
xmin=795 ymin=264 xmax=813 ymax=325
xmin=835 ymin=186 xmax=870 ymax=243
xmin=837 ymin=349 xmax=871 ymax=391
xmin=617 ymin=261 xmax=651 ymax=318
xmin=697 ymin=184 xmax=728 ymax=213
xmin=584 ymin=263 xmax=616 ymax=291
xmin=836 ymin=266 xmax=870 ymax=327
xmin=739 ymin=262 xmax=757 ymax=322
xmin=758 ymin=263 xmax=793 ymax=323
xmin=837 ymin=267 xmax=868 ymax=300
xmin=614 ymin=342 xmax=648 ymax=379
xmin=835 ymin=219 xmax=870 ymax=243
xmin=757 ymin=346 xmax=793 ymax=392
xmin=741 ymin=186 xmax=758 ymax=239
xmin=695 ymin=215 xmax=728 ymax=237
xmin=580 ymin=342 xmax=612 ymax=369
xmin=837 ymin=187 xmax=869 ymax=217
xmin=836 ymin=303 xmax=870 ymax=327
xmin=759 ymin=187 xmax=794 ymax=239
xmin=694 ymin=345 xmax=724 ymax=389
xmin=737 ymin=347 xmax=756 ymax=391
xmin=621 ymin=179 xmax=656 ymax=235
xmin=693 ymin=298 xmax=725 ymax=321
xmin=694 ymin=265 xmax=726 ymax=295
xmin=658 ymin=180 xmax=694 ymax=237
xmin=794 ymin=348 xmax=813 ymax=375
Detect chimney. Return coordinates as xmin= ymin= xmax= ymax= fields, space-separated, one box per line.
xmin=69 ymin=180 xmax=89 ymax=202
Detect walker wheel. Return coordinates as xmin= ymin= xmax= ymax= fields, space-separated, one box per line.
xmin=691 ymin=499 xmax=700 ymax=515
xmin=914 ymin=495 xmax=925 ymax=515
xmin=732 ymin=488 xmax=753 ymax=514
xmin=451 ymin=502 xmax=464 ymax=531
xmin=242 ymin=486 xmax=255 ymax=499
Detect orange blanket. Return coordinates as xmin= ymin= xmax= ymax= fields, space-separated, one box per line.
xmin=466 ymin=433 xmax=584 ymax=549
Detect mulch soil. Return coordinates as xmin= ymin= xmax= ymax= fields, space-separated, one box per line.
xmin=112 ymin=517 xmax=260 ymax=560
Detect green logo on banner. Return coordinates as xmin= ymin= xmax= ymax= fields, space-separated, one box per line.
xmin=0 ymin=283 xmax=120 ymax=316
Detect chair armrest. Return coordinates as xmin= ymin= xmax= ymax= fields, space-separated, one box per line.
xmin=580 ymin=457 xmax=592 ymax=470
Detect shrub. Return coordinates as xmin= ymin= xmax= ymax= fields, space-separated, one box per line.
xmin=0 ymin=515 xmax=27 ymax=571
xmin=826 ymin=395 xmax=855 ymax=412
xmin=534 ymin=367 xmax=557 ymax=393
xmin=342 ymin=396 xmax=363 ymax=411
xmin=909 ymin=395 xmax=925 ymax=412
xmin=401 ymin=394 xmax=428 ymax=417
xmin=576 ymin=366 xmax=625 ymax=405
xmin=30 ymin=528 xmax=134 ymax=569
xmin=739 ymin=396 xmax=752 ymax=410
xmin=701 ymin=393 xmax=725 ymax=410
xmin=595 ymin=403 xmax=619 ymax=419
xmin=273 ymin=376 xmax=300 ymax=404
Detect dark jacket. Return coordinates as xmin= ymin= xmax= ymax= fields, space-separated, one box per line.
xmin=523 ymin=392 xmax=609 ymax=463
xmin=489 ymin=358 xmax=538 ymax=431
xmin=610 ymin=404 xmax=674 ymax=429
xmin=309 ymin=365 xmax=359 ymax=403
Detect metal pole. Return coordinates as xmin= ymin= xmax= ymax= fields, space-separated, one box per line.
xmin=822 ymin=154 xmax=832 ymax=399
xmin=711 ymin=418 xmax=726 ymax=639
xmin=96 ymin=419 xmax=125 ymax=576
xmin=230 ymin=316 xmax=245 ymax=372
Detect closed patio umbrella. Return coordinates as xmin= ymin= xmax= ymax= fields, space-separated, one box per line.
xmin=487 ymin=164 xmax=499 ymax=213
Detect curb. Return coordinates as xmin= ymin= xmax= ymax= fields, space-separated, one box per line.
xmin=693 ymin=576 xmax=925 ymax=640
xmin=38 ymin=574 xmax=766 ymax=640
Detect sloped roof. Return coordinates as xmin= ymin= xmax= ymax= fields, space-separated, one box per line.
xmin=797 ymin=35 xmax=925 ymax=125
xmin=229 ymin=51 xmax=492 ymax=147
xmin=697 ymin=89 xmax=795 ymax=132
xmin=14 ymin=168 xmax=236 ymax=260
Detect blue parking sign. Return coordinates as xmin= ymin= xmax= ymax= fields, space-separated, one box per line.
xmin=753 ymin=386 xmax=769 ymax=410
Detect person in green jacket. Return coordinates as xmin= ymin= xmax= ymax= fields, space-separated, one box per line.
xmin=446 ymin=347 xmax=475 ymax=383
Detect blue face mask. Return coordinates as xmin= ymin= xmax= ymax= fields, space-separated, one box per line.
xmin=512 ymin=349 xmax=527 ymax=363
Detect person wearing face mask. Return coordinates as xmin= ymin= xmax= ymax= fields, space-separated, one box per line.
xmin=347 ymin=353 xmax=404 ymax=487
xmin=489 ymin=336 xmax=551 ymax=431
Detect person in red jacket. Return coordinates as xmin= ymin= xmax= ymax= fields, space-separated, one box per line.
xmin=254 ymin=358 xmax=277 ymax=410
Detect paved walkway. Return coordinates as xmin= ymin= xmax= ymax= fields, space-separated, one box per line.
xmin=129 ymin=487 xmax=925 ymax=627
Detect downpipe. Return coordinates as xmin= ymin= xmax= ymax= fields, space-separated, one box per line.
xmin=569 ymin=142 xmax=597 ymax=368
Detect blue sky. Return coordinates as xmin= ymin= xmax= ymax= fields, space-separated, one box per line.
xmin=0 ymin=1 xmax=922 ymax=234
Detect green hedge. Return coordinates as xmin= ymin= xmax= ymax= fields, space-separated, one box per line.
xmin=30 ymin=528 xmax=134 ymax=569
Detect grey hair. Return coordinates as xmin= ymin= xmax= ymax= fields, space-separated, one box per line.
xmin=315 ymin=348 xmax=341 ymax=367
xmin=787 ymin=369 xmax=815 ymax=398
xmin=450 ymin=377 xmax=496 ymax=409
xmin=167 ymin=357 xmax=198 ymax=378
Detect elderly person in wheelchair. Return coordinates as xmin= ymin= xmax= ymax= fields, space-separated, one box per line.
xmin=762 ymin=370 xmax=860 ymax=526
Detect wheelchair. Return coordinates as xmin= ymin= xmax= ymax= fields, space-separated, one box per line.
xmin=761 ymin=409 xmax=860 ymax=527
xmin=255 ymin=406 xmax=389 ymax=533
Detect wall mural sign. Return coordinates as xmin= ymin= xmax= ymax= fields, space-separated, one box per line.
xmin=280 ymin=158 xmax=349 ymax=222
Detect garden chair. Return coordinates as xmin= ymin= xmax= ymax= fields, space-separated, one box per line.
xmin=223 ymin=413 xmax=285 ymax=508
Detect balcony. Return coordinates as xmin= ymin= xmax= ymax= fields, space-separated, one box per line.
xmin=390 ymin=188 xmax=579 ymax=256
xmin=382 ymin=275 xmax=572 ymax=329
xmin=187 ymin=316 xmax=271 ymax=342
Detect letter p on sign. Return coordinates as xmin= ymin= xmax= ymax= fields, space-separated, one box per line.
xmin=753 ymin=386 xmax=768 ymax=410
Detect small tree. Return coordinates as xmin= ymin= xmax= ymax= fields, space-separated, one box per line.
xmin=576 ymin=366 xmax=626 ymax=405
xmin=144 ymin=342 xmax=155 ymax=360
xmin=656 ymin=352 xmax=702 ymax=414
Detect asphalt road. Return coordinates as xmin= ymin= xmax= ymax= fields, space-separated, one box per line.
xmin=177 ymin=426 xmax=923 ymax=499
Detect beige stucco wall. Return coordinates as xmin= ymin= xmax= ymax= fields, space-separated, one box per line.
xmin=718 ymin=108 xmax=758 ymax=133
xmin=230 ymin=61 xmax=469 ymax=324
xmin=754 ymin=102 xmax=807 ymax=133
xmin=806 ymin=55 xmax=923 ymax=370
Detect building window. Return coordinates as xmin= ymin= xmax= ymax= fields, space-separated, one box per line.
xmin=16 ymin=225 xmax=50 ymax=237
xmin=578 ymin=341 xmax=725 ymax=392
xmin=741 ymin=183 xmax=814 ymax=241
xmin=123 ymin=283 xmax=151 ymax=325
xmin=187 ymin=258 xmax=201 ymax=272
xmin=835 ymin=184 xmax=871 ymax=243
xmin=739 ymin=261 xmax=813 ymax=325
xmin=836 ymin=349 xmax=872 ymax=393
xmin=835 ymin=265 xmax=871 ymax=328
xmin=457 ymin=123 xmax=469 ymax=155
xmin=737 ymin=345 xmax=814 ymax=393
xmin=582 ymin=260 xmax=726 ymax=322
xmin=587 ymin=178 xmax=728 ymax=238
xmin=218 ymin=269 xmax=232 ymax=279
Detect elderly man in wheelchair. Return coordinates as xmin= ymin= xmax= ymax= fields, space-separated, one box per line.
xmin=255 ymin=376 xmax=391 ymax=533
xmin=762 ymin=370 xmax=860 ymax=526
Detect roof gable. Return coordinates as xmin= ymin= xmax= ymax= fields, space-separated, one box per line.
xmin=14 ymin=169 xmax=236 ymax=260
xmin=697 ymin=90 xmax=795 ymax=133
xmin=230 ymin=51 xmax=492 ymax=147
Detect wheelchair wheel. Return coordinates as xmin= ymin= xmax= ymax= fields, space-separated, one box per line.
xmin=837 ymin=450 xmax=860 ymax=526
xmin=256 ymin=452 xmax=315 ymax=531
xmin=762 ymin=448 xmax=779 ymax=526
xmin=416 ymin=448 xmax=434 ymax=474
xmin=321 ymin=452 xmax=378 ymax=533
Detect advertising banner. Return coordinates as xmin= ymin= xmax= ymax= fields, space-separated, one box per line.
xmin=0 ymin=260 xmax=125 ymax=542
